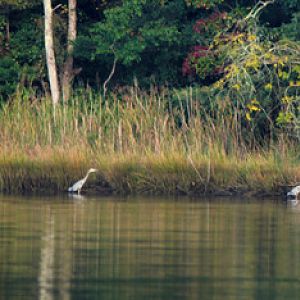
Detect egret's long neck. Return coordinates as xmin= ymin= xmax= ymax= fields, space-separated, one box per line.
xmin=83 ymin=171 xmax=92 ymax=182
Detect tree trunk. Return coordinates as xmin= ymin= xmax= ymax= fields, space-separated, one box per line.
xmin=43 ymin=0 xmax=60 ymax=105
xmin=62 ymin=0 xmax=77 ymax=102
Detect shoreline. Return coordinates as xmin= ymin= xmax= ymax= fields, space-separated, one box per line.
xmin=0 ymin=90 xmax=299 ymax=200
xmin=0 ymin=150 xmax=296 ymax=199
xmin=0 ymin=186 xmax=287 ymax=200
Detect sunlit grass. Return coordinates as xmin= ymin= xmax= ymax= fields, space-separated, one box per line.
xmin=0 ymin=86 xmax=299 ymax=195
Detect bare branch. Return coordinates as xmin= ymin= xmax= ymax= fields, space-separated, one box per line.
xmin=53 ymin=4 xmax=62 ymax=12
xmin=103 ymin=56 xmax=117 ymax=99
xmin=244 ymin=0 xmax=275 ymax=22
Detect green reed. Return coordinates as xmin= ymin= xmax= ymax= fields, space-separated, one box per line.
xmin=0 ymin=86 xmax=299 ymax=194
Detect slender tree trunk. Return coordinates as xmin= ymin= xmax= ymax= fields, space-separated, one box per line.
xmin=62 ymin=0 xmax=77 ymax=102
xmin=43 ymin=0 xmax=60 ymax=105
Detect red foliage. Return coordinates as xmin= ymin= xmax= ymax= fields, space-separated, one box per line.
xmin=193 ymin=19 xmax=206 ymax=33
xmin=193 ymin=11 xmax=227 ymax=33
xmin=182 ymin=57 xmax=193 ymax=76
xmin=183 ymin=10 xmax=227 ymax=79
xmin=182 ymin=45 xmax=210 ymax=76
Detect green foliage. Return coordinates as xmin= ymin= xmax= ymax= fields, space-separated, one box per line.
xmin=0 ymin=56 xmax=19 ymax=98
xmin=279 ymin=0 xmax=300 ymax=10
xmin=185 ymin=0 xmax=224 ymax=9
xmin=0 ymin=0 xmax=299 ymax=141
xmin=0 ymin=0 xmax=43 ymax=100
xmin=79 ymin=0 xmax=180 ymax=64
xmin=0 ymin=15 xmax=5 ymax=52
xmin=75 ymin=0 xmax=190 ymax=86
xmin=181 ymin=0 xmax=300 ymax=141
xmin=10 ymin=19 xmax=44 ymax=66
xmin=0 ymin=0 xmax=40 ymax=9
xmin=277 ymin=12 xmax=300 ymax=41
xmin=209 ymin=25 xmax=299 ymax=139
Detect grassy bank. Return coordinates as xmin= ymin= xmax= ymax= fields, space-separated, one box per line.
xmin=0 ymin=87 xmax=299 ymax=196
xmin=0 ymin=147 xmax=299 ymax=196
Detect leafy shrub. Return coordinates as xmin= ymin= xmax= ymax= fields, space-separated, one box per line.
xmin=0 ymin=56 xmax=19 ymax=100
xmin=183 ymin=1 xmax=300 ymax=141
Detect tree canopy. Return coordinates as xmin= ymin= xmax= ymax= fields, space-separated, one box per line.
xmin=0 ymin=0 xmax=299 ymax=97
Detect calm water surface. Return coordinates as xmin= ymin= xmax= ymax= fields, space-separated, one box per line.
xmin=0 ymin=195 xmax=299 ymax=300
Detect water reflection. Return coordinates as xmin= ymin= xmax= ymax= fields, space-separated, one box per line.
xmin=39 ymin=208 xmax=55 ymax=300
xmin=0 ymin=196 xmax=299 ymax=300
xmin=286 ymin=199 xmax=299 ymax=209
xmin=67 ymin=193 xmax=86 ymax=201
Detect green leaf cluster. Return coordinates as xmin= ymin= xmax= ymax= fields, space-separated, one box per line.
xmin=79 ymin=0 xmax=180 ymax=65
xmin=0 ymin=0 xmax=40 ymax=9
xmin=0 ymin=56 xmax=19 ymax=98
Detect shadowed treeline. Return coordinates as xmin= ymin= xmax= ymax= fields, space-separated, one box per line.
xmin=0 ymin=196 xmax=299 ymax=300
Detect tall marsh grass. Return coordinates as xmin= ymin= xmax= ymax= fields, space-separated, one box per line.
xmin=0 ymin=86 xmax=299 ymax=195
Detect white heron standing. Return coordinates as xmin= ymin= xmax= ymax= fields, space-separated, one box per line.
xmin=68 ymin=168 xmax=98 ymax=194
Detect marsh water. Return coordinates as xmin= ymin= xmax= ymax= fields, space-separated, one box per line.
xmin=0 ymin=195 xmax=299 ymax=300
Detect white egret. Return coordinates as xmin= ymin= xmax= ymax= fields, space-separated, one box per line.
xmin=68 ymin=168 xmax=98 ymax=194
xmin=287 ymin=185 xmax=300 ymax=201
